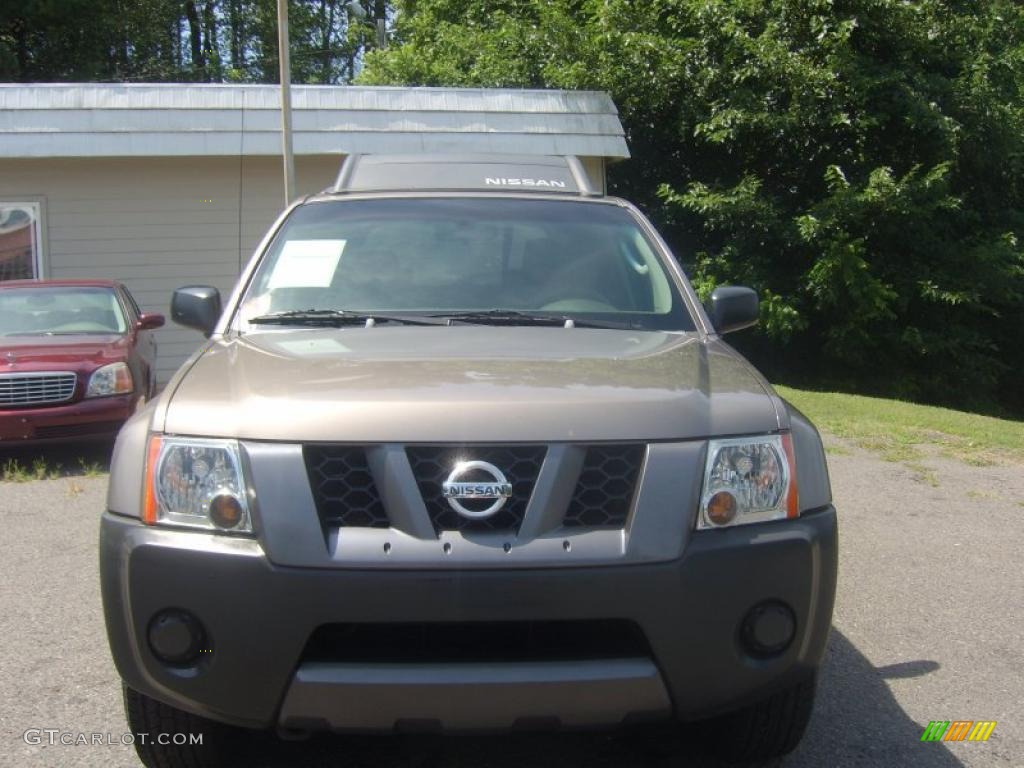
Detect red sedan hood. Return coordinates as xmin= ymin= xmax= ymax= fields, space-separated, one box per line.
xmin=1 ymin=334 xmax=128 ymax=370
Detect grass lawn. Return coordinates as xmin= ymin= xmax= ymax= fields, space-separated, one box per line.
xmin=776 ymin=385 xmax=1024 ymax=466
xmin=0 ymin=442 xmax=111 ymax=482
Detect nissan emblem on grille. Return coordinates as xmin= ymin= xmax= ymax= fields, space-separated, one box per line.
xmin=442 ymin=461 xmax=513 ymax=519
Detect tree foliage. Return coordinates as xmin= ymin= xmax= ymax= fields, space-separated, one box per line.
xmin=0 ymin=1 xmax=390 ymax=84
xmin=362 ymin=0 xmax=1024 ymax=415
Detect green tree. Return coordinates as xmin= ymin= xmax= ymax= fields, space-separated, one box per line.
xmin=361 ymin=0 xmax=1024 ymax=415
xmin=0 ymin=0 xmax=188 ymax=81
xmin=0 ymin=0 xmax=393 ymax=84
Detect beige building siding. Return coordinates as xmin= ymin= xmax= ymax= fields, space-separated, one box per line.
xmin=0 ymin=155 xmax=338 ymax=382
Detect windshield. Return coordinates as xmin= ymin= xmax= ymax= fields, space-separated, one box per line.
xmin=239 ymin=198 xmax=695 ymax=331
xmin=0 ymin=286 xmax=127 ymax=336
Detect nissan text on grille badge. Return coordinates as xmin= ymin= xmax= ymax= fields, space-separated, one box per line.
xmin=442 ymin=461 xmax=513 ymax=519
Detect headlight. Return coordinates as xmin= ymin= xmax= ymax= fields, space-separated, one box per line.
xmin=143 ymin=436 xmax=252 ymax=533
xmin=697 ymin=434 xmax=798 ymax=529
xmin=86 ymin=362 xmax=134 ymax=397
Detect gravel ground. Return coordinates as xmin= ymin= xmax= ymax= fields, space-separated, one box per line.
xmin=0 ymin=437 xmax=1021 ymax=767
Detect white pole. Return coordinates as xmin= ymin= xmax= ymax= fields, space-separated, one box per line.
xmin=277 ymin=0 xmax=296 ymax=206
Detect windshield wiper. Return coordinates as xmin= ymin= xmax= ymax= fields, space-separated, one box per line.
xmin=248 ymin=309 xmax=442 ymax=327
xmin=248 ymin=308 xmax=634 ymax=329
xmin=429 ymin=309 xmax=632 ymax=329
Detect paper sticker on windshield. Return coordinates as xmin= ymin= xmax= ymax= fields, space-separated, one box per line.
xmin=266 ymin=240 xmax=346 ymax=289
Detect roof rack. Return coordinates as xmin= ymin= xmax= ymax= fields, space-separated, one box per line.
xmin=330 ymin=154 xmax=602 ymax=197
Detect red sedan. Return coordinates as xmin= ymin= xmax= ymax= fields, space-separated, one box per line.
xmin=0 ymin=279 xmax=164 ymax=445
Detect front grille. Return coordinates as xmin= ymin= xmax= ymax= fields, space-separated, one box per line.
xmin=302 ymin=620 xmax=651 ymax=663
xmin=563 ymin=444 xmax=646 ymax=528
xmin=406 ymin=445 xmax=546 ymax=533
xmin=304 ymin=446 xmax=388 ymax=528
xmin=0 ymin=372 xmax=77 ymax=406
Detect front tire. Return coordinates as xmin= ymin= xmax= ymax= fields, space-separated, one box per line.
xmin=700 ymin=673 xmax=817 ymax=762
xmin=123 ymin=685 xmax=236 ymax=768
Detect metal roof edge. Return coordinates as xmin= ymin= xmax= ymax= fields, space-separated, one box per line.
xmin=0 ymin=84 xmax=629 ymax=160
xmin=0 ymin=83 xmax=620 ymax=115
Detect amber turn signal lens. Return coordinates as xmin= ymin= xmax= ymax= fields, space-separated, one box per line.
xmin=706 ymin=490 xmax=738 ymax=526
xmin=142 ymin=435 xmax=162 ymax=525
xmin=209 ymin=494 xmax=245 ymax=529
xmin=781 ymin=433 xmax=800 ymax=518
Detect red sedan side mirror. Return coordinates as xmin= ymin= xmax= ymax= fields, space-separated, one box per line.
xmin=137 ymin=312 xmax=166 ymax=331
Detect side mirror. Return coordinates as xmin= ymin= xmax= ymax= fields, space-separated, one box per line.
xmin=171 ymin=286 xmax=222 ymax=337
xmin=705 ymin=286 xmax=759 ymax=334
xmin=136 ymin=312 xmax=165 ymax=331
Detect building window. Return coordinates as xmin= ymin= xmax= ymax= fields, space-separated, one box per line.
xmin=0 ymin=202 xmax=43 ymax=281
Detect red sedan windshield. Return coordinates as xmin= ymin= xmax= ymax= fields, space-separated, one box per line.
xmin=0 ymin=286 xmax=127 ymax=336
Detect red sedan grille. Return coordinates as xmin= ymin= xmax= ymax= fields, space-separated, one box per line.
xmin=0 ymin=372 xmax=77 ymax=406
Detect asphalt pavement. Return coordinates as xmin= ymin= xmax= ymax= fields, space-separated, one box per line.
xmin=0 ymin=438 xmax=1020 ymax=767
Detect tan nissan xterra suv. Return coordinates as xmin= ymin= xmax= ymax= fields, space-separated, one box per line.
xmin=101 ymin=155 xmax=837 ymax=767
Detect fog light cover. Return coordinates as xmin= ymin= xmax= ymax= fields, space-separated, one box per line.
xmin=698 ymin=434 xmax=798 ymax=529
xmin=148 ymin=610 xmax=205 ymax=665
xmin=741 ymin=601 xmax=796 ymax=658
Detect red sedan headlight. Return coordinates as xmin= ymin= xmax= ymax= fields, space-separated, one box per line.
xmin=85 ymin=362 xmax=134 ymax=398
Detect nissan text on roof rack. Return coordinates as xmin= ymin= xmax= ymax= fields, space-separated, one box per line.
xmin=100 ymin=154 xmax=837 ymax=766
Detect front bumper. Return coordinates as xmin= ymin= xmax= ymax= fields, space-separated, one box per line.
xmin=0 ymin=395 xmax=133 ymax=445
xmin=100 ymin=507 xmax=837 ymax=731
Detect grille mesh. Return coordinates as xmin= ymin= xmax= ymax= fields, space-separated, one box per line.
xmin=0 ymin=372 xmax=76 ymax=406
xmin=563 ymin=444 xmax=645 ymax=528
xmin=406 ymin=445 xmax=546 ymax=533
xmin=302 ymin=443 xmax=644 ymax=533
xmin=304 ymin=446 xmax=388 ymax=528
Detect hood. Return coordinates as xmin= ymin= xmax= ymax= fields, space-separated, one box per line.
xmin=1 ymin=334 xmax=128 ymax=372
xmin=162 ymin=327 xmax=781 ymax=442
